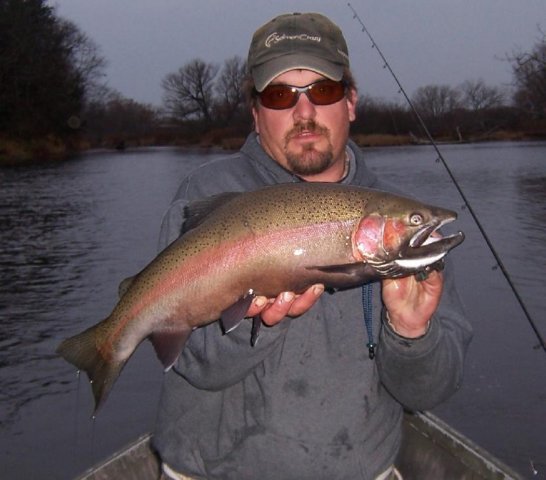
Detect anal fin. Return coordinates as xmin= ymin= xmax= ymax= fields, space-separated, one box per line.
xmin=150 ymin=329 xmax=191 ymax=371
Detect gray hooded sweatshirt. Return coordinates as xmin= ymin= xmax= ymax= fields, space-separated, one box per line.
xmin=153 ymin=133 xmax=472 ymax=480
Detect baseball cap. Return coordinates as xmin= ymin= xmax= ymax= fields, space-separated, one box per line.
xmin=248 ymin=12 xmax=350 ymax=92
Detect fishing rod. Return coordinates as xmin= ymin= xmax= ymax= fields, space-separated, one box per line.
xmin=347 ymin=2 xmax=546 ymax=352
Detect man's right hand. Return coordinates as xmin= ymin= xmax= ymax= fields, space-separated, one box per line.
xmin=246 ymin=284 xmax=324 ymax=326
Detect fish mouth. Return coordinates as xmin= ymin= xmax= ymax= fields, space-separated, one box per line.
xmin=362 ymin=214 xmax=464 ymax=279
xmin=397 ymin=217 xmax=465 ymax=270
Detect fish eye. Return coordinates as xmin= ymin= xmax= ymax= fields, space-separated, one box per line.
xmin=409 ymin=213 xmax=424 ymax=225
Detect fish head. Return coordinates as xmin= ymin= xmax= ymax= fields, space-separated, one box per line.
xmin=353 ymin=201 xmax=464 ymax=278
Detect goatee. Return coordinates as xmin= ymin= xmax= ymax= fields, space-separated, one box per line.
xmin=284 ymin=120 xmax=335 ymax=176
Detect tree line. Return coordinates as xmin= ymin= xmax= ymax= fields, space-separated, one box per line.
xmin=1 ymin=0 xmax=545 ymax=161
xmin=0 ymin=0 xmax=105 ymax=140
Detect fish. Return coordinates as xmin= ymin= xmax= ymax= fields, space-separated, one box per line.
xmin=56 ymin=182 xmax=464 ymax=413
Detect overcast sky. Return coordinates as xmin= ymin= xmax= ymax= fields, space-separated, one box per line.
xmin=48 ymin=0 xmax=545 ymax=107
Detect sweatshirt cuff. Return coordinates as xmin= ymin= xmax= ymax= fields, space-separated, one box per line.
xmin=381 ymin=308 xmax=440 ymax=357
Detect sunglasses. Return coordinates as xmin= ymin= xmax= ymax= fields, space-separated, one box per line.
xmin=256 ymin=79 xmax=347 ymax=110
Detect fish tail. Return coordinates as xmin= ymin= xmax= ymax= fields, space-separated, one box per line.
xmin=56 ymin=324 xmax=125 ymax=415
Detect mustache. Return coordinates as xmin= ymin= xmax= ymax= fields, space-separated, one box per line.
xmin=285 ymin=120 xmax=329 ymax=141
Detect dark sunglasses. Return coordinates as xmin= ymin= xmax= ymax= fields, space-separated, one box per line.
xmin=256 ymin=79 xmax=347 ymax=110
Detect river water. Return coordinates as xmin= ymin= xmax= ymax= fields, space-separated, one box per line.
xmin=0 ymin=142 xmax=544 ymax=479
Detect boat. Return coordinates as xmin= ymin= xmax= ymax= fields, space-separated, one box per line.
xmin=76 ymin=411 xmax=523 ymax=480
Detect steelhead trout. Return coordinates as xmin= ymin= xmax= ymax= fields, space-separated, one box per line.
xmin=56 ymin=183 xmax=464 ymax=413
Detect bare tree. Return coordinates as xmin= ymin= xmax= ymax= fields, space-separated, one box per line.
xmin=507 ymin=28 xmax=546 ymax=116
xmin=412 ymin=84 xmax=461 ymax=119
xmin=354 ymin=95 xmax=412 ymax=135
xmin=459 ymin=79 xmax=505 ymax=110
xmin=215 ymin=56 xmax=247 ymax=123
xmin=84 ymin=88 xmax=158 ymax=143
xmin=162 ymin=58 xmax=219 ymax=125
xmin=58 ymin=19 xmax=108 ymax=104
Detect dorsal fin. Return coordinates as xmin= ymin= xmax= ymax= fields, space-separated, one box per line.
xmin=118 ymin=275 xmax=136 ymax=298
xmin=182 ymin=192 xmax=242 ymax=233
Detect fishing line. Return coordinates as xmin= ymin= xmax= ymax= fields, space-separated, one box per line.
xmin=75 ymin=370 xmax=82 ymax=438
xmin=347 ymin=2 xmax=546 ymax=352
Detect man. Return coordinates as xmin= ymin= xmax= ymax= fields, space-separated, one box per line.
xmin=154 ymin=12 xmax=472 ymax=480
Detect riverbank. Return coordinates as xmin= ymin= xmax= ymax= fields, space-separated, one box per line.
xmin=0 ymin=135 xmax=77 ymax=166
xmin=1 ymin=129 xmax=544 ymax=166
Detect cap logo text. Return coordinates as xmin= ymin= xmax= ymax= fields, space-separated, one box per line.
xmin=265 ymin=32 xmax=321 ymax=48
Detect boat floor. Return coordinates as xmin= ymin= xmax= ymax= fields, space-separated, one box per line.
xmin=77 ymin=412 xmax=523 ymax=479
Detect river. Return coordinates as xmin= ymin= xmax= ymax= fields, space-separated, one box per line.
xmin=0 ymin=141 xmax=544 ymax=479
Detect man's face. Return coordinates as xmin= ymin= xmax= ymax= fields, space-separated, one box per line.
xmin=252 ymin=69 xmax=357 ymax=182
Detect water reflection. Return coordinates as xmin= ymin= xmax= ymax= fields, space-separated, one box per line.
xmin=518 ymin=175 xmax=546 ymax=220
xmin=370 ymin=142 xmax=546 ymax=336
xmin=1 ymin=150 xmax=214 ymax=428
xmin=0 ymin=165 xmax=103 ymax=426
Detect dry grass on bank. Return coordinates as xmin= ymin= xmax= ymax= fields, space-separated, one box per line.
xmin=0 ymin=136 xmax=70 ymax=165
xmin=477 ymin=130 xmax=528 ymax=142
xmin=352 ymin=134 xmax=413 ymax=147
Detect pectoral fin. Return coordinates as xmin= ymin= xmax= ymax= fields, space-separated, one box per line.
xmin=220 ymin=290 xmax=255 ymax=334
xmin=307 ymin=263 xmax=378 ymax=290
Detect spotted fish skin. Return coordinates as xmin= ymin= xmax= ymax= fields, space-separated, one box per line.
xmin=56 ymin=183 xmax=464 ymax=413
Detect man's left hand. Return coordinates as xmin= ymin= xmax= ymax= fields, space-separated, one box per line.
xmin=381 ymin=270 xmax=444 ymax=338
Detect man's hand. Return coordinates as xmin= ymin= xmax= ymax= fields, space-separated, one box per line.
xmin=246 ymin=284 xmax=325 ymax=326
xmin=381 ymin=271 xmax=444 ymax=338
